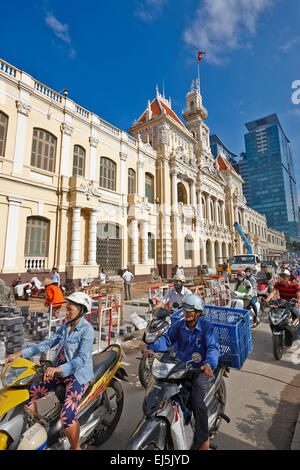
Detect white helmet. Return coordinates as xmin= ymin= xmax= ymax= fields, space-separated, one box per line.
xmin=66 ymin=292 xmax=92 ymax=313
xmin=182 ymin=294 xmax=204 ymax=312
xmin=173 ymin=273 xmax=186 ymax=282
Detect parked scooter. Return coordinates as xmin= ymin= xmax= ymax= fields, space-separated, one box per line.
xmin=138 ymin=300 xmax=180 ymax=389
xmin=11 ymin=275 xmax=32 ymax=301
xmin=127 ymin=352 xmax=230 ymax=450
xmin=0 ymin=344 xmax=127 ymax=450
xmin=30 ymin=277 xmax=45 ymax=298
xmin=268 ymin=298 xmax=300 ymax=360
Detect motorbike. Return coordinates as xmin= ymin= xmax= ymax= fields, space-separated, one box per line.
xmin=268 ymin=298 xmax=300 ymax=360
xmin=0 ymin=344 xmax=128 ymax=450
xmin=138 ymin=300 xmax=180 ymax=389
xmin=30 ymin=277 xmax=45 ymax=298
xmin=127 ymin=352 xmax=230 ymax=450
xmin=226 ymin=286 xmax=261 ymax=328
xmin=257 ymin=281 xmax=269 ymax=314
xmin=11 ymin=275 xmax=32 ymax=301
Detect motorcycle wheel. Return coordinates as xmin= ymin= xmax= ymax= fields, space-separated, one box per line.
xmin=92 ymin=378 xmax=124 ymax=446
xmin=260 ymin=298 xmax=266 ymax=314
xmin=138 ymin=356 xmax=154 ymax=389
xmin=210 ymin=378 xmax=227 ymax=433
xmin=272 ymin=335 xmax=283 ymax=360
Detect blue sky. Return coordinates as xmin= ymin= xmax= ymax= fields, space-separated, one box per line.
xmin=1 ymin=0 xmax=299 ymax=199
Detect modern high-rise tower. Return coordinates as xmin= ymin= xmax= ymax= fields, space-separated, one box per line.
xmin=244 ymin=113 xmax=299 ymax=239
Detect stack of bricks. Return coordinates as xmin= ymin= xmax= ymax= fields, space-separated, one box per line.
xmin=0 ymin=306 xmax=25 ymax=355
xmin=25 ymin=311 xmax=63 ymax=341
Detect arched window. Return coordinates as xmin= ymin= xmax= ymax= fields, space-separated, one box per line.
xmin=31 ymin=128 xmax=57 ymax=172
xmin=24 ymin=217 xmax=49 ymax=257
xmin=184 ymin=235 xmax=193 ymax=260
xmin=177 ymin=182 xmax=187 ymax=204
xmin=0 ymin=111 xmax=8 ymax=157
xmin=145 ymin=172 xmax=154 ymax=203
xmin=190 ymin=101 xmax=194 ymax=111
xmin=128 ymin=168 xmax=136 ymax=194
xmin=72 ymin=145 xmax=85 ymax=176
xmin=99 ymin=157 xmax=116 ymax=191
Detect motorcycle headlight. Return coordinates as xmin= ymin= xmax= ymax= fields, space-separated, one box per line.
xmin=1 ymin=364 xmax=27 ymax=388
xmin=168 ymin=368 xmax=186 ymax=379
xmin=151 ymin=359 xmax=174 ymax=379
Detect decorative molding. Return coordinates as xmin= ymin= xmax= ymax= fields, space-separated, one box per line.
xmin=60 ymin=122 xmax=74 ymax=136
xmin=120 ymin=152 xmax=128 ymax=161
xmin=89 ymin=136 xmax=99 ymax=148
xmin=16 ymin=100 xmax=31 ymax=117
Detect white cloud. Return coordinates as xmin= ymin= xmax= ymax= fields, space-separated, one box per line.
xmin=135 ymin=0 xmax=167 ymax=22
xmin=183 ymin=0 xmax=273 ymax=65
xmin=280 ymin=36 xmax=300 ymax=52
xmin=45 ymin=12 xmax=76 ymax=58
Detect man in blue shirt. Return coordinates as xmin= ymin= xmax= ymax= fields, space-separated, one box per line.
xmin=144 ymin=294 xmax=219 ymax=450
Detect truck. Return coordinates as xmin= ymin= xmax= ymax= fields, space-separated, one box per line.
xmin=230 ymin=222 xmax=262 ymax=277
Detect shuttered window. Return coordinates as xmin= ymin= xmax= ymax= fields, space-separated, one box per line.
xmin=99 ymin=157 xmax=116 ymax=191
xmin=0 ymin=112 xmax=8 ymax=156
xmin=31 ymin=129 xmax=57 ymax=172
xmin=148 ymin=233 xmax=155 ymax=259
xmin=72 ymin=145 xmax=85 ymax=176
xmin=145 ymin=173 xmax=154 ymax=203
xmin=184 ymin=236 xmax=193 ymax=260
xmin=24 ymin=217 xmax=49 ymax=257
xmin=128 ymin=168 xmax=136 ymax=194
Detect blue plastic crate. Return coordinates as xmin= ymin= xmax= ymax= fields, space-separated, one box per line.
xmin=170 ymin=306 xmax=252 ymax=370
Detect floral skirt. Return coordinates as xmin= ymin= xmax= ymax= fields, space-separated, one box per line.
xmin=25 ymin=375 xmax=89 ymax=430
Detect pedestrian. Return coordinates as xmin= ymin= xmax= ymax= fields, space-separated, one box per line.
xmin=50 ymin=267 xmax=61 ymax=286
xmin=122 ymin=268 xmax=134 ymax=300
xmin=42 ymin=278 xmax=65 ymax=318
xmin=99 ymin=268 xmax=109 ymax=284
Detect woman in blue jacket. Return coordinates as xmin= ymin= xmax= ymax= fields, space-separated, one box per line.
xmin=5 ymin=292 xmax=95 ymax=450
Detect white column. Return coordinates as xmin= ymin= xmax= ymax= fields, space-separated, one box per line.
xmin=88 ymin=210 xmax=97 ymax=265
xmin=130 ymin=219 xmax=139 ymax=265
xmin=3 ymin=197 xmax=22 ymax=269
xmin=138 ymin=161 xmax=144 ymax=197
xmin=197 ymin=191 xmax=203 ymax=220
xmin=207 ymin=195 xmax=211 ymax=223
xmin=171 ymin=170 xmax=178 ymax=211
xmin=141 ymin=221 xmax=149 ymax=264
xmin=89 ymin=137 xmax=99 ymax=181
xmin=222 ymin=201 xmax=226 ymax=227
xmin=191 ymin=181 xmax=196 ymax=209
xmin=71 ymin=207 xmax=81 ymax=265
xmin=215 ymin=199 xmax=219 ymax=225
xmin=120 ymin=152 xmax=127 ymax=194
xmin=234 ymin=206 xmax=239 ymax=224
xmin=60 ymin=123 xmax=73 ymax=177
xmin=13 ymin=101 xmax=31 ymax=174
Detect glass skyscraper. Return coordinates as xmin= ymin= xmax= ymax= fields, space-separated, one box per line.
xmin=244 ymin=113 xmax=299 ymax=239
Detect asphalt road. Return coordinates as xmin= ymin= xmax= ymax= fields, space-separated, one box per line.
xmin=91 ymin=312 xmax=300 ymax=451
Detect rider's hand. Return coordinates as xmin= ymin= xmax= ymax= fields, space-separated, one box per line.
xmin=4 ymin=351 xmax=22 ymax=364
xmin=43 ymin=367 xmax=62 ymax=381
xmin=143 ymin=349 xmax=153 ymax=359
xmin=201 ymin=363 xmax=213 ymax=377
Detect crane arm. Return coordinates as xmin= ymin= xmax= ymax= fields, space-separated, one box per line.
xmin=234 ymin=222 xmax=253 ymax=254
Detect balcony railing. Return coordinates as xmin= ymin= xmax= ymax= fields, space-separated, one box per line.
xmin=25 ymin=257 xmax=47 ymax=270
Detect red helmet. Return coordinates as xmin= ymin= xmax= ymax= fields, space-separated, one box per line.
xmin=237 ymin=270 xmax=246 ymax=277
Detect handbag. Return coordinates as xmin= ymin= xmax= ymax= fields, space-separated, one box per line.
xmin=170 ymin=404 xmax=194 ymax=450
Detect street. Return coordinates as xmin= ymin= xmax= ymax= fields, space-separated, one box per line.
xmin=91 ymin=312 xmax=300 ymax=451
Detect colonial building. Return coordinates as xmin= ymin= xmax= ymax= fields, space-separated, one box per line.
xmin=0 ymin=59 xmax=286 ymax=284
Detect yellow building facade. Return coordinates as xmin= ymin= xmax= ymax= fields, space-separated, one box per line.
xmin=0 ymin=59 xmax=286 ymax=284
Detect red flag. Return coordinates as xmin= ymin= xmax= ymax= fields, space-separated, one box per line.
xmin=198 ymin=51 xmax=206 ymax=62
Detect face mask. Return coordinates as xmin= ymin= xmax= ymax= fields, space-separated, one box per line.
xmin=245 ymin=272 xmax=251 ymax=277
xmin=174 ymin=283 xmax=183 ymax=292
xmin=238 ymin=276 xmax=244 ymax=282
